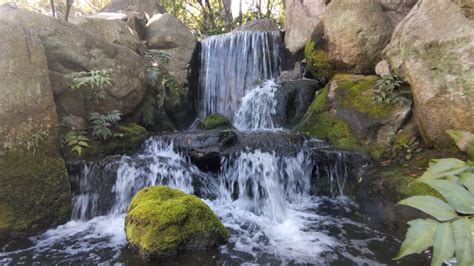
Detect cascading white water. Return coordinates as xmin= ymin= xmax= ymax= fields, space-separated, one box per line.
xmin=233 ymin=80 xmax=279 ymax=130
xmin=199 ymin=31 xmax=280 ymax=119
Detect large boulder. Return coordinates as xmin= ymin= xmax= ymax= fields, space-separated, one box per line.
xmin=377 ymin=0 xmax=418 ymax=27
xmin=296 ymin=75 xmax=411 ymax=159
xmin=323 ymin=0 xmax=393 ymax=74
xmin=101 ymin=0 xmax=165 ymax=17
xmin=70 ymin=16 xmax=144 ymax=53
xmin=284 ymin=0 xmax=328 ymax=54
xmin=235 ymin=18 xmax=279 ymax=32
xmin=274 ymin=80 xmax=321 ymax=128
xmin=89 ymin=12 xmax=148 ymax=40
xmin=0 ymin=21 xmax=71 ymax=238
xmin=146 ymin=14 xmax=198 ymax=127
xmin=384 ymin=0 xmax=474 ymax=149
xmin=0 ymin=5 xmax=147 ymax=119
xmin=125 ymin=186 xmax=229 ymax=259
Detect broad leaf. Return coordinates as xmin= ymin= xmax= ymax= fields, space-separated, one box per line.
xmin=460 ymin=172 xmax=474 ymax=195
xmin=394 ymin=219 xmax=437 ymax=260
xmin=417 ymin=159 xmax=468 ymax=182
xmin=424 ymin=180 xmax=474 ymax=214
xmin=452 ymin=218 xmax=473 ymax=266
xmin=399 ymin=196 xmax=457 ymax=221
xmin=432 ymin=222 xmax=454 ymax=266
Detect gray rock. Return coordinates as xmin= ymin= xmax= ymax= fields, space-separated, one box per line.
xmin=234 ymin=18 xmax=279 ymax=32
xmin=101 ymin=0 xmax=165 ymax=17
xmin=375 ymin=60 xmax=392 ymax=77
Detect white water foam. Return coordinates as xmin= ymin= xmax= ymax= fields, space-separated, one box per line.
xmin=233 ymin=80 xmax=280 ymax=131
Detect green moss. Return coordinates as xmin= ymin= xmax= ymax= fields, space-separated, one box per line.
xmin=202 ymin=114 xmax=233 ymax=130
xmin=0 ymin=141 xmax=71 ymax=238
xmin=84 ymin=123 xmax=148 ymax=158
xmin=125 ymin=186 xmax=229 ymax=259
xmin=389 ymin=175 xmax=442 ymax=200
xmin=304 ymin=40 xmax=332 ymax=82
xmin=296 ymin=87 xmax=359 ymax=150
xmin=333 ymin=74 xmax=393 ymax=119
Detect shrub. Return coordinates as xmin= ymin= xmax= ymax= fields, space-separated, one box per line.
xmin=395 ymin=130 xmax=474 ymax=265
xmin=372 ymin=74 xmax=412 ymax=106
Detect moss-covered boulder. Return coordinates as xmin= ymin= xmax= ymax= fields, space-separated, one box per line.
xmin=296 ymin=74 xmax=411 ymax=159
xmin=200 ymin=114 xmax=234 ymax=130
xmin=125 ymin=186 xmax=229 ymax=260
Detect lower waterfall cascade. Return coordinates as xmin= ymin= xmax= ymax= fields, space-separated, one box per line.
xmin=0 ymin=135 xmax=402 ymax=265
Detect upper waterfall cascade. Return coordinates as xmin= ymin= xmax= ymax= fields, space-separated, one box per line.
xmin=199 ymin=31 xmax=281 ymax=119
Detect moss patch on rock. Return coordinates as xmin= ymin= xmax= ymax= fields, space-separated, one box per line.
xmin=125 ymin=186 xmax=229 ymax=260
xmin=202 ymin=114 xmax=234 ymax=130
xmin=304 ymin=40 xmax=332 ymax=82
xmin=0 ymin=141 xmax=71 ymax=238
xmin=296 ymin=74 xmax=411 ymax=159
xmin=295 ymin=86 xmax=359 ymax=150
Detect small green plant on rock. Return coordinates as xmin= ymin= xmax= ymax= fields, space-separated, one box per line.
xmin=88 ymin=110 xmax=123 ymax=141
xmin=64 ymin=131 xmax=89 ymax=156
xmin=66 ymin=69 xmax=113 ymax=102
xmin=140 ymin=51 xmax=178 ymax=126
xmin=26 ymin=130 xmax=49 ymax=155
xmin=373 ymin=74 xmax=412 ymax=106
xmin=395 ymin=130 xmax=474 ymax=265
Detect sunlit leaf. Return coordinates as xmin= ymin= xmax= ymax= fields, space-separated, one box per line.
xmin=452 ymin=218 xmax=473 ymax=266
xmin=399 ymin=196 xmax=457 ymax=221
xmin=424 ymin=180 xmax=474 ymax=214
xmin=460 ymin=172 xmax=474 ymax=195
xmin=432 ymin=222 xmax=454 ymax=266
xmin=417 ymin=159 xmax=468 ymax=182
xmin=394 ymin=219 xmax=437 ymax=260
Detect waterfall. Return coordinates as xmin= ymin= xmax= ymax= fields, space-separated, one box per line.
xmin=233 ymin=80 xmax=279 ymax=130
xmin=199 ymin=31 xmax=281 ymax=119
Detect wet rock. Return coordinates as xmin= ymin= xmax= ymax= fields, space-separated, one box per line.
xmin=198 ymin=114 xmax=234 ymax=130
xmin=274 ymin=79 xmax=321 ymax=128
xmin=125 ymin=186 xmax=229 ymax=259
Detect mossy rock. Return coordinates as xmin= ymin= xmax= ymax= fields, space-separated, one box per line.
xmin=296 ymin=74 xmax=411 ymax=159
xmin=304 ymin=40 xmax=332 ymax=83
xmin=125 ymin=186 xmax=229 ymax=260
xmin=0 ymin=141 xmax=71 ymax=238
xmin=201 ymin=114 xmax=234 ymax=130
xmin=84 ymin=123 xmax=148 ymax=158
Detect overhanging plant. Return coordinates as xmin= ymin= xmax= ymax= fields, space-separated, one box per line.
xmin=395 ymin=130 xmax=474 ymax=265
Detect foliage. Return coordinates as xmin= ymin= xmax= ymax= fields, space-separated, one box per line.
xmin=304 ymin=40 xmax=332 ymax=82
xmin=66 ymin=69 xmax=113 ymax=102
xmin=26 ymin=130 xmax=48 ymax=155
xmin=139 ymin=51 xmax=177 ymax=127
xmin=1 ymin=0 xmax=109 ymax=18
xmin=373 ymin=74 xmax=412 ymax=106
xmin=88 ymin=110 xmax=122 ymax=141
xmin=159 ymin=0 xmax=284 ymax=37
xmin=396 ymin=132 xmax=474 ymax=265
xmin=64 ymin=131 xmax=89 ymax=156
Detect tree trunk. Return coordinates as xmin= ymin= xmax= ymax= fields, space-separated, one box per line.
xmin=50 ymin=0 xmax=56 ymax=18
xmin=65 ymin=0 xmax=74 ymax=21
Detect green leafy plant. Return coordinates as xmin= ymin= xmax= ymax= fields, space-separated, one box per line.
xmin=64 ymin=131 xmax=89 ymax=156
xmin=395 ymin=131 xmax=474 ymax=265
xmin=26 ymin=130 xmax=48 ymax=155
xmin=66 ymin=69 xmax=113 ymax=102
xmin=304 ymin=40 xmax=332 ymax=82
xmin=373 ymin=74 xmax=412 ymax=106
xmin=140 ymin=51 xmax=178 ymax=126
xmin=88 ymin=110 xmax=122 ymax=141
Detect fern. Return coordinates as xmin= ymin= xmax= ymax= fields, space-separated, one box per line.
xmin=66 ymin=69 xmax=114 ymax=103
xmin=26 ymin=130 xmax=48 ymax=155
xmin=64 ymin=131 xmax=89 ymax=156
xmin=88 ymin=110 xmax=122 ymax=141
